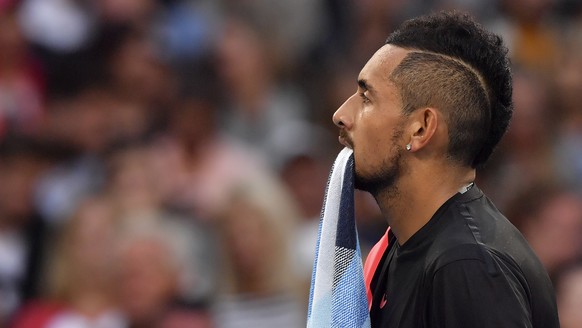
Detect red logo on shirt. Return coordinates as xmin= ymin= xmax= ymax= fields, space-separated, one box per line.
xmin=380 ymin=293 xmax=388 ymax=309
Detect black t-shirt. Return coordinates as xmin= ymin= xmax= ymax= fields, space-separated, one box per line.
xmin=369 ymin=186 xmax=559 ymax=327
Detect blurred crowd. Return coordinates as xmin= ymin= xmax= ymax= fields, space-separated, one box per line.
xmin=0 ymin=0 xmax=581 ymax=327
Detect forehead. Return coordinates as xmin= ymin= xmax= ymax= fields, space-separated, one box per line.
xmin=359 ymin=44 xmax=410 ymax=84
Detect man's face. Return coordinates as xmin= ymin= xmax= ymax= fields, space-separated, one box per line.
xmin=333 ymin=45 xmax=410 ymax=195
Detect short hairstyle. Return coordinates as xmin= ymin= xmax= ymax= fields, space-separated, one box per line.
xmin=386 ymin=11 xmax=513 ymax=168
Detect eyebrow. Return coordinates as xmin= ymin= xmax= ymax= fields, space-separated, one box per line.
xmin=358 ymin=79 xmax=376 ymax=94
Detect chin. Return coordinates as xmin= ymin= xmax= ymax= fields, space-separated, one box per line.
xmin=353 ymin=152 xmax=403 ymax=197
xmin=354 ymin=172 xmax=379 ymax=194
xmin=354 ymin=166 xmax=381 ymax=194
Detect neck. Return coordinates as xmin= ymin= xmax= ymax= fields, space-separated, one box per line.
xmin=374 ymin=162 xmax=475 ymax=245
xmin=70 ymin=290 xmax=115 ymax=318
xmin=236 ymin=273 xmax=272 ymax=296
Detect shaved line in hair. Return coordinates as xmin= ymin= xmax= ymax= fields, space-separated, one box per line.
xmin=388 ymin=50 xmax=492 ymax=166
xmin=409 ymin=50 xmax=491 ymax=109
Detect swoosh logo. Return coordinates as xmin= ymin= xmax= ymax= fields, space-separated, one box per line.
xmin=380 ymin=293 xmax=388 ymax=309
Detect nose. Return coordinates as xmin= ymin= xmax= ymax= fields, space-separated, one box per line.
xmin=332 ymin=96 xmax=354 ymax=129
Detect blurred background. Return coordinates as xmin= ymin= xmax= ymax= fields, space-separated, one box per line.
xmin=0 ymin=0 xmax=581 ymax=327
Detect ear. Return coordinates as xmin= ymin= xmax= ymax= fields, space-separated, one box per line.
xmin=406 ymin=107 xmax=438 ymax=152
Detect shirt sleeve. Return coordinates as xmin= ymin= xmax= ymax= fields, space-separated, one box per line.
xmin=427 ymin=258 xmax=533 ymax=328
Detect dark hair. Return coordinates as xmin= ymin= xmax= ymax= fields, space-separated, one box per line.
xmin=386 ymin=11 xmax=513 ymax=168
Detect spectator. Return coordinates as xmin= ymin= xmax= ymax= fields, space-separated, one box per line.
xmin=0 ymin=4 xmax=44 ymax=139
xmin=12 ymin=195 xmax=125 ymax=327
xmin=553 ymin=33 xmax=582 ymax=193
xmin=116 ymin=219 xmax=213 ymax=328
xmin=34 ymin=84 xmax=112 ymax=225
xmin=216 ymin=12 xmax=309 ymax=165
xmin=0 ymin=137 xmax=48 ymax=325
xmin=106 ymin=143 xmax=216 ymax=302
xmin=554 ymin=261 xmax=582 ymax=328
xmin=506 ymin=184 xmax=582 ymax=279
xmin=478 ymin=69 xmax=559 ymax=210
xmin=158 ymin=94 xmax=268 ymax=220
xmin=491 ymin=0 xmax=560 ymax=73
xmin=213 ymin=174 xmax=304 ymax=328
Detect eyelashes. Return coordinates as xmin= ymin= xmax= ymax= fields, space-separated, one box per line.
xmin=359 ymin=92 xmax=370 ymax=104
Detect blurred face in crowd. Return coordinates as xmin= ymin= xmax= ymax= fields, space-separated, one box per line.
xmin=223 ymin=200 xmax=274 ymax=283
xmin=501 ymin=0 xmax=552 ymax=22
xmin=49 ymin=197 xmax=119 ymax=300
xmin=505 ymin=73 xmax=548 ymax=148
xmin=281 ymin=156 xmax=327 ymax=219
xmin=99 ymin=0 xmax=155 ymax=24
xmin=555 ymin=47 xmax=582 ymax=117
xmin=0 ymin=11 xmax=25 ymax=67
xmin=68 ymin=199 xmax=118 ymax=281
xmin=216 ymin=17 xmax=271 ymax=106
xmin=57 ymin=89 xmax=113 ymax=153
xmin=556 ymin=267 xmax=582 ymax=328
xmin=109 ymin=35 xmax=172 ymax=104
xmin=523 ymin=193 xmax=582 ymax=274
xmin=0 ymin=155 xmax=42 ymax=226
xmin=171 ymin=99 xmax=216 ymax=150
xmin=333 ymin=45 xmax=410 ymax=194
xmin=109 ymin=147 xmax=160 ymax=214
xmin=118 ymin=237 xmax=178 ymax=323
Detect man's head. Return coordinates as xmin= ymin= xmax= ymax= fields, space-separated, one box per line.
xmin=333 ymin=11 xmax=512 ymax=194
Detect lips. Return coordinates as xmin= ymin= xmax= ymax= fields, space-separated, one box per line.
xmin=338 ymin=130 xmax=354 ymax=149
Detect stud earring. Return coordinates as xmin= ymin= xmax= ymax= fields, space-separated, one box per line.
xmin=406 ymin=144 xmax=412 ymax=151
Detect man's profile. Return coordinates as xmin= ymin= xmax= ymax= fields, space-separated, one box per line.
xmin=332 ymin=11 xmax=560 ymax=327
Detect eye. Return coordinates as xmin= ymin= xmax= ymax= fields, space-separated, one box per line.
xmin=359 ymin=92 xmax=371 ymax=104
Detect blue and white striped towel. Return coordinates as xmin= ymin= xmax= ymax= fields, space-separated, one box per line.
xmin=307 ymin=147 xmax=371 ymax=328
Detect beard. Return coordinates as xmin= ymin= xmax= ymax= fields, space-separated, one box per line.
xmin=354 ymin=127 xmax=405 ymax=198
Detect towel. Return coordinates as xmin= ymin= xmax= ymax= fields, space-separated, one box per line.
xmin=307 ymin=148 xmax=371 ymax=327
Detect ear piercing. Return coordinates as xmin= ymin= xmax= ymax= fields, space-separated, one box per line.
xmin=406 ymin=144 xmax=412 ymax=151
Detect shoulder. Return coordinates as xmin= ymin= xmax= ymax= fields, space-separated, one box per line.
xmin=9 ymin=300 xmax=65 ymax=328
xmin=426 ymin=186 xmax=529 ymax=273
xmin=419 ymin=187 xmax=559 ymax=327
xmin=437 ymin=242 xmax=538 ymax=293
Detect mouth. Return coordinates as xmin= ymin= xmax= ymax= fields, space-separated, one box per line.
xmin=338 ymin=130 xmax=354 ymax=149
